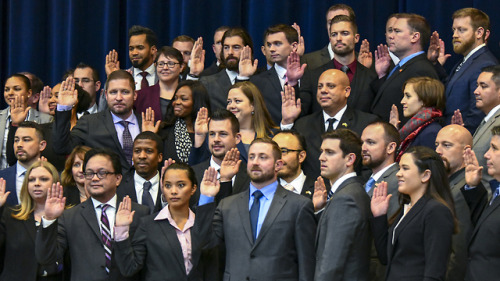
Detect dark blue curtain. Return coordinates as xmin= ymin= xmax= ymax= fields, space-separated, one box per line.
xmin=1 ymin=0 xmax=499 ymax=95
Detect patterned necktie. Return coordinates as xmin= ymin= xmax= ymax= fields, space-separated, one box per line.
xmin=250 ymin=190 xmax=264 ymax=241
xmin=140 ymin=71 xmax=149 ymax=90
xmin=100 ymin=204 xmax=112 ymax=274
xmin=455 ymin=59 xmax=465 ymax=73
xmin=340 ymin=65 xmax=349 ymax=73
xmin=327 ymin=188 xmax=334 ymax=201
xmin=119 ymin=121 xmax=133 ymax=165
xmin=326 ymin=118 xmax=336 ymax=132
xmin=142 ymin=181 xmax=155 ymax=213
xmin=365 ymin=177 xmax=376 ymax=193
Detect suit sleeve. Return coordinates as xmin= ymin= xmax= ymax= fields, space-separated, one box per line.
xmin=295 ymin=200 xmax=316 ymax=281
xmin=35 ymin=214 xmax=68 ymax=265
xmin=460 ymin=183 xmax=488 ymax=226
xmin=370 ymin=215 xmax=389 ymax=265
xmin=52 ymin=110 xmax=85 ymax=155
xmin=6 ymin=123 xmax=17 ymax=166
xmin=298 ymin=70 xmax=314 ymax=116
xmin=195 ymin=202 xmax=224 ymax=249
xmin=114 ymin=217 xmax=148 ymax=277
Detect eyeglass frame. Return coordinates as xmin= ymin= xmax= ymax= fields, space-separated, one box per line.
xmin=83 ymin=169 xmax=118 ymax=180
xmin=280 ymin=148 xmax=303 ymax=155
xmin=156 ymin=61 xmax=181 ymax=69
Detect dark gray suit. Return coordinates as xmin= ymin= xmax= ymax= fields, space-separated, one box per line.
xmin=199 ymin=70 xmax=233 ymax=110
xmin=301 ymin=45 xmax=331 ymax=71
xmin=472 ymin=107 xmax=500 ymax=184
xmin=368 ymin=164 xmax=400 ymax=218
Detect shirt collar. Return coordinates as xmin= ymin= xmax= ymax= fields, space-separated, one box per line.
xmin=134 ymin=63 xmax=156 ymax=77
xmin=332 ymin=58 xmax=357 ymax=73
xmin=398 ymin=51 xmax=425 ymax=67
xmin=249 ymin=180 xmax=278 ymax=200
xmin=484 ymin=104 xmax=500 ymax=121
xmin=274 ymin=64 xmax=287 ymax=79
xmin=371 ymin=163 xmax=397 ymax=181
xmin=91 ymin=194 xmax=118 ymax=209
xmin=155 ymin=206 xmax=196 ymax=232
xmin=279 ymin=170 xmax=306 ymax=193
xmin=322 ymin=105 xmax=347 ymax=125
xmin=327 ymin=43 xmax=335 ymax=59
xmin=111 ymin=110 xmax=138 ymax=125
xmin=329 ymin=172 xmax=356 ymax=194
xmin=463 ymin=44 xmax=486 ymax=62
xmin=134 ymin=171 xmax=159 ymax=189
xmin=225 ymin=69 xmax=238 ymax=84
xmin=16 ymin=161 xmax=27 ymax=177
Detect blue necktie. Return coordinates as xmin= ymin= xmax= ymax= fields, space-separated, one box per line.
xmin=365 ymin=177 xmax=376 ymax=193
xmin=250 ymin=190 xmax=264 ymax=241
xmin=387 ymin=63 xmax=400 ymax=78
xmin=490 ymin=187 xmax=500 ymax=206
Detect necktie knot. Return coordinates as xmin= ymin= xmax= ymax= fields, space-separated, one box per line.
xmin=119 ymin=120 xmax=130 ymax=128
xmin=327 ymin=118 xmax=336 ymax=132
xmin=365 ymin=177 xmax=376 ymax=193
xmin=101 ymin=203 xmax=110 ymax=212
xmin=143 ymin=181 xmax=152 ymax=191
xmin=140 ymin=71 xmax=148 ymax=78
xmin=253 ymin=190 xmax=263 ymax=201
xmin=340 ymin=65 xmax=349 ymax=73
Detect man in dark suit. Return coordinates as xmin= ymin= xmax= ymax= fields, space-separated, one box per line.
xmin=73 ymin=63 xmax=103 ymax=116
xmin=117 ymin=132 xmax=163 ymax=213
xmin=272 ymin=130 xmax=314 ymax=199
xmin=371 ymin=13 xmax=439 ymax=123
xmin=0 ymin=121 xmax=46 ymax=206
xmin=200 ymin=26 xmax=229 ymax=77
xmin=430 ymin=8 xmax=498 ymax=133
xmin=282 ymin=69 xmax=378 ymax=179
xmin=300 ymin=15 xmax=377 ymax=115
xmin=53 ymin=70 xmax=141 ymax=173
xmin=197 ymin=138 xmax=316 ymax=280
xmin=314 ymin=129 xmax=371 ymax=281
xmin=36 ymin=148 xmax=150 ymax=281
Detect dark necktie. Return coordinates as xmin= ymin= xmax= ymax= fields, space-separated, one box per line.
xmin=250 ymin=190 xmax=264 ymax=241
xmin=142 ymin=181 xmax=155 ymax=213
xmin=140 ymin=71 xmax=149 ymax=90
xmin=119 ymin=121 xmax=133 ymax=165
xmin=365 ymin=177 xmax=376 ymax=193
xmin=455 ymin=59 xmax=465 ymax=73
xmin=326 ymin=118 xmax=336 ymax=132
xmin=327 ymin=188 xmax=334 ymax=201
xmin=387 ymin=63 xmax=400 ymax=78
xmin=340 ymin=65 xmax=349 ymax=73
xmin=490 ymin=187 xmax=500 ymax=206
xmin=100 ymin=204 xmax=112 ymax=274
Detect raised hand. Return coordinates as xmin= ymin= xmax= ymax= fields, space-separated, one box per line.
xmin=105 ymin=49 xmax=120 ymax=76
xmin=238 ymin=46 xmax=258 ymax=77
xmin=312 ymin=176 xmax=327 ymax=212
xmin=194 ymin=107 xmax=210 ymax=148
xmin=37 ymin=86 xmax=52 ymax=114
xmin=189 ymin=37 xmax=206 ymax=76
xmin=44 ymin=182 xmax=66 ymax=220
xmin=437 ymin=38 xmax=451 ymax=66
xmin=0 ymin=178 xmax=11 ymax=207
xmin=58 ymin=76 xmax=78 ymax=107
xmin=464 ymin=147 xmax=482 ymax=187
xmin=451 ymin=109 xmax=464 ymax=126
xmin=116 ymin=196 xmax=135 ymax=227
xmin=427 ymin=31 xmax=441 ymax=64
xmin=374 ymin=44 xmax=391 ymax=78
xmin=285 ymin=50 xmax=306 ymax=86
xmin=281 ymin=84 xmax=301 ymax=125
xmin=141 ymin=107 xmax=161 ymax=133
xmin=292 ymin=23 xmax=305 ymax=57
xmin=371 ymin=181 xmax=392 ymax=217
xmin=389 ymin=104 xmax=400 ymax=129
xmin=10 ymin=95 xmax=30 ymax=126
xmin=358 ymin=39 xmax=373 ymax=69
xmin=200 ymin=167 xmax=220 ymax=197
xmin=160 ymin=158 xmax=176 ymax=186
xmin=220 ymin=148 xmax=241 ymax=182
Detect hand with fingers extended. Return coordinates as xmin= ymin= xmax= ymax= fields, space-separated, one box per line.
xmin=374 ymin=44 xmax=391 ymax=78
xmin=464 ymin=147 xmax=482 ymax=187
xmin=58 ymin=77 xmax=78 ymax=107
xmin=312 ymin=176 xmax=327 ymax=212
xmin=238 ymin=46 xmax=258 ymax=77
xmin=105 ymin=49 xmax=120 ymax=76
xmin=389 ymin=104 xmax=400 ymax=129
xmin=194 ymin=107 xmax=210 ymax=148
xmin=189 ymin=37 xmax=206 ymax=76
xmin=371 ymin=181 xmax=392 ymax=217
xmin=200 ymin=167 xmax=220 ymax=197
xmin=281 ymin=84 xmax=301 ymax=125
xmin=115 ymin=196 xmax=136 ymax=227
xmin=0 ymin=178 xmax=11 ymax=207
xmin=10 ymin=95 xmax=30 ymax=126
xmin=220 ymin=148 xmax=241 ymax=182
xmin=160 ymin=158 xmax=176 ymax=186
xmin=141 ymin=107 xmax=161 ymax=133
xmin=358 ymin=39 xmax=373 ymax=69
xmin=38 ymin=86 xmax=52 ymax=115
xmin=292 ymin=23 xmax=305 ymax=57
xmin=44 ymin=182 xmax=67 ymax=220
xmin=451 ymin=109 xmax=464 ymax=127
xmin=285 ymin=50 xmax=306 ymax=86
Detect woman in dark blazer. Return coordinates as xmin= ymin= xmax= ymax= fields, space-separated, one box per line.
xmin=60 ymin=145 xmax=92 ymax=206
xmin=114 ymin=163 xmax=216 ymax=281
xmin=371 ymin=146 xmax=457 ymax=281
xmin=0 ymin=161 xmax=63 ymax=281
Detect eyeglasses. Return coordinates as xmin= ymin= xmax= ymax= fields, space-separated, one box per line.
xmin=157 ymin=61 xmax=181 ymax=69
xmin=74 ymin=78 xmax=94 ymax=84
xmin=83 ymin=170 xmax=116 ymax=180
xmin=280 ymin=148 xmax=302 ymax=155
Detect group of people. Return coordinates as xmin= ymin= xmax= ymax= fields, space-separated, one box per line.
xmin=0 ymin=3 xmax=500 ymax=281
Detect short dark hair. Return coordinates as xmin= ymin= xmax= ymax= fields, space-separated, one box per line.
xmin=162 ymin=162 xmax=197 ymax=188
xmin=367 ymin=121 xmax=401 ymax=148
xmin=264 ymin=24 xmax=298 ymax=45
xmin=250 ymin=138 xmax=282 ymax=161
xmin=19 ymin=72 xmax=42 ymax=94
xmin=274 ymin=130 xmax=307 ymax=152
xmin=453 ymin=8 xmax=490 ymax=41
xmin=17 ymin=121 xmax=44 ymax=141
xmin=128 ymin=25 xmax=158 ymax=47
xmin=491 ymin=125 xmax=500 ymax=136
xmin=481 ymin=65 xmax=500 ymax=88
xmin=330 ymin=14 xmax=358 ymax=34
xmin=215 ymin=26 xmax=230 ymax=35
xmin=404 ymin=77 xmax=445 ymax=111
xmin=105 ymin=70 xmax=135 ymax=92
xmin=75 ymin=62 xmax=100 ymax=82
xmin=398 ymin=13 xmax=431 ymax=50
xmin=327 ymin=4 xmax=356 ymax=21
xmin=322 ymin=129 xmax=362 ymax=166
xmin=209 ymin=109 xmax=240 ymax=135
xmin=83 ymin=148 xmax=122 ymax=175
xmin=134 ymin=131 xmax=164 ymax=154
xmin=155 ymin=46 xmax=184 ymax=66
xmin=172 ymin=35 xmax=195 ymax=45
xmin=8 ymin=73 xmax=31 ymax=90
xmin=163 ymin=80 xmax=211 ymax=126
xmin=62 ymin=69 xmax=74 ymax=80
xmin=221 ymin=27 xmax=254 ymax=61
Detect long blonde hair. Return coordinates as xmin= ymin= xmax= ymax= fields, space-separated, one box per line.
xmin=12 ymin=161 xmax=59 ymax=221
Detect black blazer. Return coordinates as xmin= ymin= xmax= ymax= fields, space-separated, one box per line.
xmin=199 ymin=70 xmax=233 ymax=110
xmin=200 ymin=62 xmax=223 ymax=77
xmin=371 ymin=196 xmax=454 ymax=281
xmin=0 ymin=165 xmax=18 ymax=206
xmin=157 ymin=123 xmax=194 ymax=164
xmin=117 ymin=170 xmax=163 ymax=213
xmin=301 ymin=45 xmax=331 ymax=71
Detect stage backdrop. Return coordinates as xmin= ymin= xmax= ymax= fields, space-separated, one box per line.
xmin=0 ymin=0 xmax=499 ymax=105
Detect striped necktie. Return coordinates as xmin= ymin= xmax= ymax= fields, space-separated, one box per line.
xmin=100 ymin=204 xmax=112 ymax=274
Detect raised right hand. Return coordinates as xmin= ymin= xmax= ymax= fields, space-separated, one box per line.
xmin=312 ymin=176 xmax=327 ymax=212
xmin=200 ymin=167 xmax=220 ymax=197
xmin=374 ymin=44 xmax=391 ymax=79
xmin=115 ymin=196 xmax=135 ymax=227
xmin=57 ymin=77 xmax=78 ymax=107
xmin=281 ymin=84 xmax=301 ymax=125
xmin=371 ymin=182 xmax=392 ymax=217
xmin=0 ymin=178 xmax=11 ymax=207
xmin=105 ymin=49 xmax=120 ymax=76
xmin=44 ymin=182 xmax=66 ymax=220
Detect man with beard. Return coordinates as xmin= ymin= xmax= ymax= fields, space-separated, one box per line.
xmin=435 ymin=124 xmax=487 ymax=281
xmin=429 ymin=8 xmax=498 ymax=133
xmin=197 ymin=138 xmax=316 ymax=281
xmin=201 ymin=26 xmax=230 ymax=76
xmin=272 ymin=130 xmax=314 ymax=199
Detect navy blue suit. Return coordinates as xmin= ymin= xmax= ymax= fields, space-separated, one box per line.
xmin=0 ymin=165 xmax=18 ymax=206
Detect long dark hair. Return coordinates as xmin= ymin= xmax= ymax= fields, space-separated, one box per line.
xmin=162 ymin=80 xmax=211 ymax=127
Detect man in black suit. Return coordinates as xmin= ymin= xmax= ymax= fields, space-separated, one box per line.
xmin=53 ymin=70 xmax=141 ymax=173
xmin=371 ymin=13 xmax=439 ymax=123
xmin=282 ymin=69 xmax=378 ymax=179
xmin=314 ymin=129 xmax=372 ymax=281
xmin=272 ymin=130 xmax=314 ymax=199
xmin=201 ymin=26 xmax=229 ymax=77
xmin=300 ymin=15 xmax=377 ymax=115
xmin=73 ymin=62 xmax=102 ymax=115
xmin=36 ymin=148 xmax=150 ymax=281
xmin=117 ymin=131 xmax=163 ymax=213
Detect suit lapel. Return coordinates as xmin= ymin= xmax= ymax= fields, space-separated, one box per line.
xmin=237 ymin=190 xmax=254 ymax=244
xmin=269 ymin=67 xmax=283 ymax=91
xmin=337 ymin=107 xmax=354 ymax=130
xmin=158 ymin=220 xmax=187 ymax=272
xmin=80 ymin=200 xmax=102 ymax=239
xmin=390 ymin=196 xmax=427 ymax=255
xmin=23 ymin=214 xmax=37 ymax=243
xmin=448 ymin=48 xmax=487 ymax=87
xmin=473 ymin=108 xmax=500 ymax=143
xmin=470 ymin=196 xmax=500 ymax=242
xmin=103 ymin=111 xmax=127 ymax=160
xmin=253 ymin=186 xmax=286 ymax=249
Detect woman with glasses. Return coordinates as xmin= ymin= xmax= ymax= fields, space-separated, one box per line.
xmin=61 ymin=145 xmax=92 ymax=205
xmin=135 ymin=46 xmax=184 ymax=121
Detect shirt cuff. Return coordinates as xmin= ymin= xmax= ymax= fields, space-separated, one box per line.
xmin=41 ymin=217 xmax=57 ymax=228
xmin=464 ymin=184 xmax=477 ymax=190
xmin=280 ymin=123 xmax=294 ymax=130
xmin=236 ymin=75 xmax=250 ymax=80
xmin=186 ymin=74 xmax=199 ymax=81
xmin=56 ymin=104 xmax=73 ymax=111
xmin=199 ymin=194 xmax=215 ymax=206
xmin=114 ymin=225 xmax=130 ymax=241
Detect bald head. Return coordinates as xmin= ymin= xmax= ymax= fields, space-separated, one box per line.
xmin=317 ymin=69 xmax=351 ymax=116
xmin=435 ymin=124 xmax=473 ymax=175
xmin=319 ymin=69 xmax=350 ymax=87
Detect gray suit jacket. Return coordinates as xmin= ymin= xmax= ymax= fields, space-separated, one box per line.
xmin=301 ymin=45 xmax=331 ymax=71
xmin=197 ymin=185 xmax=316 ymax=281
xmin=199 ymin=70 xmax=233 ymax=110
xmin=368 ymin=164 xmax=400 ymax=218
xmin=472 ymin=107 xmax=500 ymax=183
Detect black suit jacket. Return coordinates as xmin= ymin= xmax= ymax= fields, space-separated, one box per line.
xmin=370 ymin=53 xmax=438 ymax=123
xmin=0 ymin=165 xmax=18 ymax=206
xmin=199 ymin=70 xmax=233 ymax=110
xmin=117 ymin=170 xmax=163 ymax=213
xmin=35 ymin=198 xmax=150 ymax=281
xmin=200 ymin=62 xmax=223 ymax=77
xmin=249 ymin=66 xmax=287 ymax=125
xmin=300 ymin=174 xmax=315 ymax=199
xmin=371 ymin=196 xmax=454 ymax=281
xmin=301 ymin=45 xmax=331 ymax=71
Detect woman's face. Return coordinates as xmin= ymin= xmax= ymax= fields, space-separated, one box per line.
xmin=226 ymin=88 xmax=254 ymax=122
xmin=4 ymin=77 xmax=31 ymax=107
xmin=156 ymin=54 xmax=182 ymax=82
xmin=28 ymin=167 xmax=53 ymax=202
xmin=172 ymin=86 xmax=194 ymax=118
xmin=162 ymin=169 xmax=196 ymax=208
xmin=48 ymin=83 xmax=61 ymax=116
xmin=72 ymin=154 xmax=85 ymax=186
xmin=401 ymin=83 xmax=423 ymax=117
xmin=396 ymin=153 xmax=428 ymax=197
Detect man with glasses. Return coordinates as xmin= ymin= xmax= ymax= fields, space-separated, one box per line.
xmin=73 ymin=62 xmax=102 ymax=116
xmin=36 ymin=148 xmax=149 ymax=280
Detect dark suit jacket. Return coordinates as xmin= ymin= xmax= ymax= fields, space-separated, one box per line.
xmin=370 ymin=53 xmax=439 ymax=123
xmin=157 ymin=124 xmax=193 ymax=164
xmin=52 ymin=109 xmax=142 ymax=173
xmin=293 ymin=107 xmax=379 ymax=179
xmin=35 ymin=198 xmax=150 ymax=281
xmin=301 ymin=45 xmax=331 ymax=71
xmin=371 ymin=196 xmax=454 ymax=281
xmin=405 ymin=121 xmax=442 ymax=151
xmin=135 ymin=83 xmax=163 ymax=122
xmin=368 ymin=164 xmax=400 ymax=218
xmin=315 ymin=176 xmax=372 ymax=281
xmin=196 ymin=185 xmax=316 ymax=281
xmin=300 ymin=174 xmax=315 ymax=199
xmin=200 ymin=62 xmax=223 ymax=77
xmin=199 ymin=70 xmax=233 ymax=110
xmin=117 ymin=170 xmax=163 ymax=213
xmin=0 ymin=206 xmax=62 ymax=281
xmin=0 ymin=165 xmax=18 ymax=206
xmin=249 ymin=66 xmax=288 ymax=125
xmin=300 ymin=60 xmax=377 ymax=116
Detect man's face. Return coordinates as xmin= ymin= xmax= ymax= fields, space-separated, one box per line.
xmin=485 ymin=136 xmax=500 ymax=180
xmin=208 ymin=119 xmax=240 ymax=161
xmin=361 ymin=125 xmax=390 ymax=169
xmin=452 ymin=16 xmax=477 ymax=56
xmin=133 ymin=139 xmax=162 ymax=180
xmin=474 ymin=71 xmax=500 ymax=114
xmin=273 ymin=133 xmax=304 ymax=180
xmin=326 ymin=9 xmax=350 ymax=36
xmin=4 ymin=76 xmax=32 ymax=107
xmin=173 ymin=41 xmax=194 ymax=65
xmin=84 ymin=155 xmax=122 ymax=203
xmin=319 ymin=138 xmax=349 ymax=181
xmin=387 ymin=18 xmax=416 ymax=58
xmin=14 ymin=127 xmax=45 ymax=164
xmin=385 ymin=16 xmax=398 ymax=44
xmin=247 ymin=143 xmax=279 ymax=184
xmin=435 ymin=129 xmax=465 ymax=175
xmin=129 ymin=34 xmax=156 ymax=70
xmin=106 ymin=78 xmax=137 ymax=119
xmin=266 ymin=32 xmax=295 ymax=67
xmin=329 ymin=21 xmax=359 ymax=56
xmin=317 ymin=71 xmax=350 ymax=113
xmin=222 ymin=36 xmax=245 ymax=71
xmin=74 ymin=67 xmax=100 ymax=103
xmin=213 ymin=30 xmax=226 ymax=62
